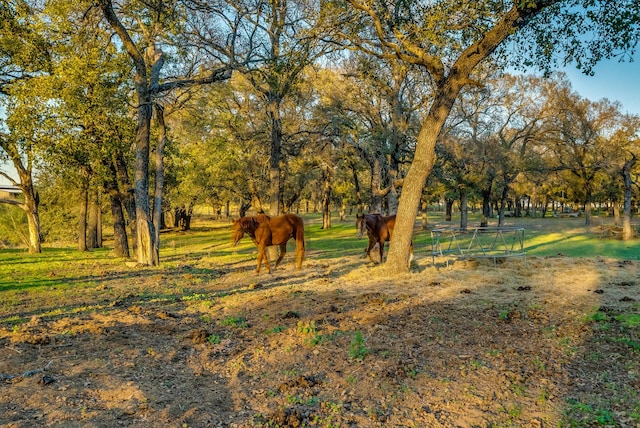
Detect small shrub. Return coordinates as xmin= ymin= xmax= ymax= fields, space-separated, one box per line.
xmin=348 ymin=331 xmax=369 ymax=361
xmin=221 ymin=316 xmax=248 ymax=328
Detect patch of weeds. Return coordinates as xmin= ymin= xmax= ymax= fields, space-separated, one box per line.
xmin=348 ymin=331 xmax=369 ymax=361
xmin=296 ymin=320 xmax=324 ymax=345
xmin=207 ymin=334 xmax=221 ymax=345
xmin=538 ymin=388 xmax=549 ymax=405
xmin=498 ymin=309 xmax=509 ymax=321
xmin=221 ymin=316 xmax=248 ymax=328
xmin=287 ymin=394 xmax=303 ymax=405
xmin=405 ymin=366 xmax=419 ymax=378
xmin=510 ymin=382 xmax=525 ymax=396
xmin=181 ymin=293 xmax=205 ymax=301
xmin=377 ymin=349 xmax=392 ymax=358
xmin=585 ymin=310 xmax=608 ymax=323
xmin=296 ymin=320 xmax=316 ymax=334
xmin=630 ymin=405 xmax=640 ymax=422
xmin=265 ymin=325 xmax=286 ymax=334
xmin=564 ymin=398 xmax=617 ymax=426
xmin=346 ymin=374 xmax=357 ymax=384
xmin=559 ymin=337 xmax=577 ymax=355
xmin=307 ymin=333 xmax=325 ymax=346
xmin=611 ymin=337 xmax=640 ymax=351
xmin=507 ymin=404 xmax=522 ymax=419
xmin=616 ymin=313 xmax=640 ymax=328
xmin=469 ymin=359 xmax=486 ymax=370
xmin=284 ymin=368 xmax=298 ymax=377
xmin=533 ymin=356 xmax=546 ymax=371
xmin=199 ymin=314 xmax=212 ymax=323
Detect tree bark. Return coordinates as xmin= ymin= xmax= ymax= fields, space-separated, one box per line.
xmin=459 ymin=187 xmax=468 ymax=230
xmin=152 ymin=104 xmax=168 ymax=263
xmin=87 ymin=189 xmax=101 ymax=249
xmin=78 ymin=181 xmax=88 ymax=252
xmin=268 ymin=95 xmax=283 ymax=216
xmin=321 ymin=164 xmax=332 ymax=229
xmin=445 ymin=198 xmax=454 ymax=222
xmin=622 ymin=154 xmax=636 ymax=240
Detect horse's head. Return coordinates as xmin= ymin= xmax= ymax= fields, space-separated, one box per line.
xmin=231 ymin=217 xmax=257 ymax=246
xmin=355 ymin=213 xmax=366 ymax=238
xmin=231 ymin=219 xmax=245 ymax=246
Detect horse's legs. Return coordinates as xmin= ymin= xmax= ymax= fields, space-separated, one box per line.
xmin=365 ymin=237 xmax=376 ymax=262
xmin=256 ymin=243 xmax=271 ymax=274
xmin=378 ymin=239 xmax=385 ymax=263
xmin=275 ymin=243 xmax=286 ymax=268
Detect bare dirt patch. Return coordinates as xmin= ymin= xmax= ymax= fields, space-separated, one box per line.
xmin=1 ymin=254 xmax=640 ymax=427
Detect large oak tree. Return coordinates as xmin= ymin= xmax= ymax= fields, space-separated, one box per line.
xmin=331 ymin=0 xmax=640 ymax=272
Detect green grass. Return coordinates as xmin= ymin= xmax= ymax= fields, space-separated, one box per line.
xmin=0 ymin=210 xmax=638 ymax=323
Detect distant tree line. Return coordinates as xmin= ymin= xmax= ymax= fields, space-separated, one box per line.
xmin=0 ymin=0 xmax=639 ymax=270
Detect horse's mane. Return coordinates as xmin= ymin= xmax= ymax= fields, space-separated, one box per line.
xmin=239 ymin=217 xmax=258 ymax=232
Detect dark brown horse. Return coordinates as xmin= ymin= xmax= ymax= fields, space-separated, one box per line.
xmin=356 ymin=213 xmax=413 ymax=266
xmin=231 ymin=213 xmax=305 ymax=274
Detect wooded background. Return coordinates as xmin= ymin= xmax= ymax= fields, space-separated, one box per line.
xmin=1 ymin=0 xmax=639 ymax=270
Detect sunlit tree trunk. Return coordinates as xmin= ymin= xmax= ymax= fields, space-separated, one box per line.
xmin=622 ymin=154 xmax=636 ymax=240
xmin=87 ymin=189 xmax=101 ymax=249
xmin=78 ymin=180 xmax=89 ymax=252
xmin=321 ymin=164 xmax=332 ymax=229
xmin=152 ymin=104 xmax=168 ymax=263
xmin=459 ymin=187 xmax=468 ymax=230
xmin=267 ymin=95 xmax=283 ymax=215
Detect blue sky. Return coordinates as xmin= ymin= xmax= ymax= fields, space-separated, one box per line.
xmin=560 ymin=54 xmax=640 ymax=116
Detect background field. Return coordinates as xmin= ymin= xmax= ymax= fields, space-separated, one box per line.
xmin=1 ymin=212 xmax=639 ymax=427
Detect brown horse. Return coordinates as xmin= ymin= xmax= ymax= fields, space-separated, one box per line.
xmin=231 ymin=213 xmax=305 ymax=274
xmin=356 ymin=213 xmax=413 ymax=266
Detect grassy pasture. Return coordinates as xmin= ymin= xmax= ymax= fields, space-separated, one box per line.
xmin=0 ymin=211 xmax=639 ymax=427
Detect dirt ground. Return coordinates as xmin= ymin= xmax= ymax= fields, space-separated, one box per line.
xmin=1 ymin=250 xmax=640 ymax=427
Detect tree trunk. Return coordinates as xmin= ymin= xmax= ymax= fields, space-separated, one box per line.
xmin=133 ymin=98 xmax=156 ymax=265
xmin=239 ymin=201 xmax=251 ymax=218
xmin=420 ymin=201 xmax=428 ymax=230
xmin=109 ymin=191 xmax=130 ymax=257
xmin=370 ymin=155 xmax=383 ymax=213
xmin=106 ymin=159 xmax=129 ymax=257
xmin=583 ymin=185 xmax=593 ymax=227
xmin=87 ymin=189 xmax=101 ymax=249
xmin=613 ymin=204 xmax=621 ymax=226
xmin=321 ymin=164 xmax=332 ymax=229
xmin=114 ymin=149 xmax=136 ymax=250
xmin=383 ymin=2 xmax=557 ymax=273
xmin=459 ymin=187 xmax=468 ymax=230
xmin=23 ymin=187 xmax=42 ymax=254
xmin=152 ymin=104 xmax=168 ymax=263
xmin=78 ymin=182 xmax=88 ymax=252
xmin=268 ymin=95 xmax=283 ymax=216
xmin=445 ymin=198 xmax=454 ymax=222
xmin=100 ymin=0 xmax=155 ymax=265
xmin=622 ymin=154 xmax=636 ymax=241
xmin=498 ymin=183 xmax=509 ymax=227
xmin=0 ymin=141 xmax=42 ymax=253
xmin=386 ymin=107 xmax=447 ymax=271
xmin=350 ymin=161 xmax=363 ymax=214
